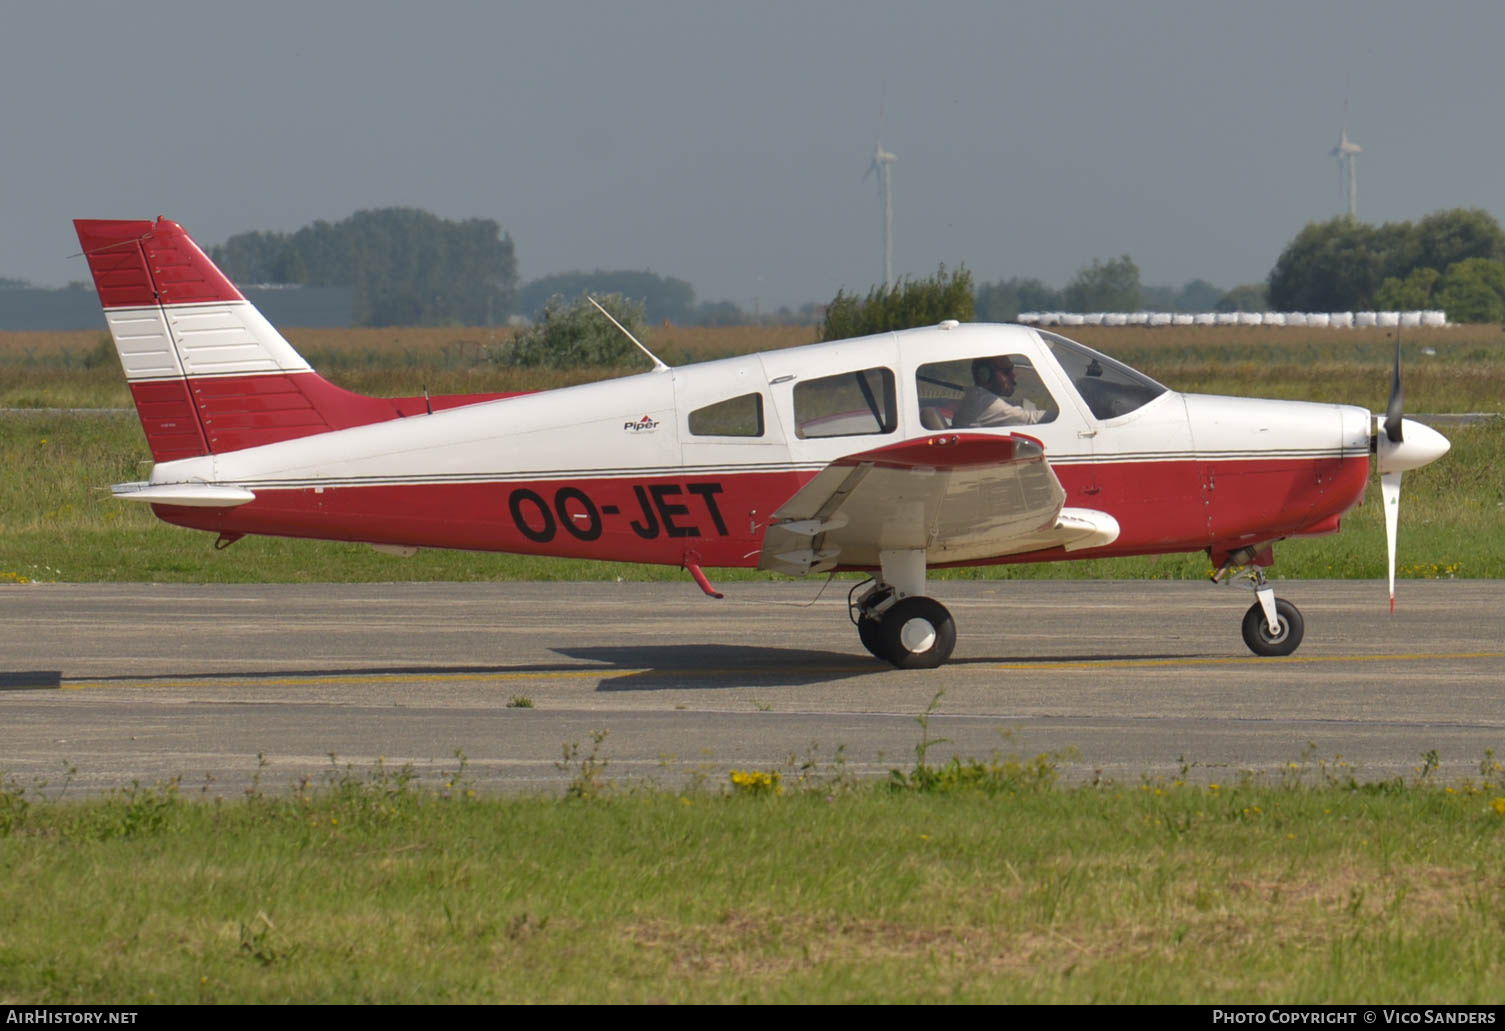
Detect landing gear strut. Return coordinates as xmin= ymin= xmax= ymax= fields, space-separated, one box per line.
xmin=848 ymin=550 xmax=956 ymax=669
xmin=1213 ymin=551 xmax=1305 ymax=657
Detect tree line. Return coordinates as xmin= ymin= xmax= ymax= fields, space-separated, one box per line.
xmin=201 ymin=204 xmax=1505 ymax=330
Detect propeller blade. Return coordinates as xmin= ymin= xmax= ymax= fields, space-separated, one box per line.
xmin=1381 ymin=470 xmax=1402 ymax=613
xmin=1384 ymin=333 xmax=1404 ymax=443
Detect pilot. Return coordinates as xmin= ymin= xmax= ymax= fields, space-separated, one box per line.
xmin=951 ymin=355 xmax=1045 ymax=427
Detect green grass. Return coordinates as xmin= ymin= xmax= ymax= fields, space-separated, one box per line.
xmin=2 ymin=749 xmax=1504 ymax=1003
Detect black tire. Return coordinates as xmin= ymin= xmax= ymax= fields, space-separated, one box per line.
xmin=1241 ymin=598 xmax=1304 ymax=657
xmin=880 ymin=597 xmax=957 ymax=669
xmin=856 ymin=617 xmax=888 ymax=661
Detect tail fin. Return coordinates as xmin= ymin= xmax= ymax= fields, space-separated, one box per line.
xmin=74 ymin=217 xmax=506 ymax=460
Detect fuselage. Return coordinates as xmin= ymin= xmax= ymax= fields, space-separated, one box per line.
xmin=141 ymin=322 xmax=1374 ymax=570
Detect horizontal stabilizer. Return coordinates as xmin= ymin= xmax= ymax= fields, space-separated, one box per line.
xmin=112 ymin=481 xmax=256 ymax=507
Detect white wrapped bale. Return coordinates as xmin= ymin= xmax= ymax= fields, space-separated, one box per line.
xmin=1148 ymin=312 xmax=1173 ymax=327
xmin=1173 ymin=313 xmax=1194 ymax=326
xmin=1104 ymin=312 xmax=1128 ymax=326
xmin=1354 ymin=311 xmax=1378 ymax=327
xmin=1285 ymin=312 xmax=1308 ymax=327
xmin=1400 ymin=311 xmax=1423 ymax=327
xmin=1307 ymin=312 xmax=1330 ymax=327
xmin=1238 ymin=311 xmax=1263 ymax=325
xmin=1061 ymin=313 xmax=1084 ymax=326
xmin=1082 ymin=312 xmax=1105 ymax=326
xmin=1016 ymin=312 xmax=1040 ymax=325
xmin=1193 ymin=313 xmax=1216 ymax=326
xmin=1377 ymin=311 xmax=1400 ymax=327
xmin=1421 ymin=310 xmax=1448 ymax=327
xmin=1262 ymin=312 xmax=1286 ymax=327
xmin=1215 ymin=312 xmax=1238 ymax=326
xmin=1330 ymin=311 xmax=1354 ymax=327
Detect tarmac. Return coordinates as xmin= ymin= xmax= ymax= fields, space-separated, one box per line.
xmin=3 ymin=579 xmax=1502 ymax=793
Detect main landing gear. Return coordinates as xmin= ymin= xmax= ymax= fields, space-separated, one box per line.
xmin=849 ymin=550 xmax=956 ymax=669
xmin=1213 ymin=549 xmax=1305 ymax=658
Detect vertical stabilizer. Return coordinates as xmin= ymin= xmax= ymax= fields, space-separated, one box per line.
xmin=74 ymin=218 xmax=515 ymax=459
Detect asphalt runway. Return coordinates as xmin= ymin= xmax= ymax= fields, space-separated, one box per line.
xmin=3 ymin=580 xmax=1503 ymax=794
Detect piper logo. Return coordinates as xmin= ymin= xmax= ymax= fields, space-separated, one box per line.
xmin=624 ymin=415 xmax=659 ymax=433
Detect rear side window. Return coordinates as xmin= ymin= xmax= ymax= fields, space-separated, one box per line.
xmin=689 ymin=393 xmax=764 ymax=437
xmin=793 ymin=368 xmax=897 ymax=439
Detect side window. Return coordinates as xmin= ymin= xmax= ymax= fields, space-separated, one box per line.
xmin=688 ymin=393 xmax=764 ymax=437
xmin=793 ymin=368 xmax=897 ymax=439
xmin=916 ymin=356 xmax=1059 ymax=429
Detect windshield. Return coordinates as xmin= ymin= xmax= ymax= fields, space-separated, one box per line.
xmin=1038 ymin=331 xmax=1168 ymax=420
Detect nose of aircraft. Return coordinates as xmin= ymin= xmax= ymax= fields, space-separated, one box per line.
xmin=1376 ymin=418 xmax=1451 ymax=475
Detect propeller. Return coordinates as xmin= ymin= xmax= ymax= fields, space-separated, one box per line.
xmin=1373 ymin=332 xmax=1450 ymax=612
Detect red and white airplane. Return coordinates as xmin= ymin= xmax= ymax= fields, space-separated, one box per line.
xmin=74 ymin=217 xmax=1450 ymax=669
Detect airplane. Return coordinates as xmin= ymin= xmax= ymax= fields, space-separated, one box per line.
xmin=72 ymin=217 xmax=1451 ymax=669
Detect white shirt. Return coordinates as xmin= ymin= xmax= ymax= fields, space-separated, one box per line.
xmin=951 ymin=385 xmax=1045 ymax=427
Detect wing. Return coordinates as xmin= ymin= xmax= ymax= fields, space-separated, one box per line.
xmin=758 ymin=433 xmax=1118 ymax=575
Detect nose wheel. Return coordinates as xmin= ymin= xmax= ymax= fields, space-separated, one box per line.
xmin=1216 ymin=558 xmax=1305 ymax=657
xmin=1241 ymin=597 xmax=1304 ymax=656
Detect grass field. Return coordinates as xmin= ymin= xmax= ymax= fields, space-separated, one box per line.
xmin=2 ymin=745 xmax=1503 ymax=1003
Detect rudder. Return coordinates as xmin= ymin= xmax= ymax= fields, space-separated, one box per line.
xmin=74 ymin=217 xmax=485 ymax=459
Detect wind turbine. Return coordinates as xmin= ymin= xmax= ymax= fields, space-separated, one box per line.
xmin=1331 ymin=126 xmax=1362 ymax=219
xmin=864 ymin=139 xmax=897 ymax=290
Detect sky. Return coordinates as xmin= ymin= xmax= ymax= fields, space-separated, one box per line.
xmin=5 ymin=0 xmax=1505 ymax=311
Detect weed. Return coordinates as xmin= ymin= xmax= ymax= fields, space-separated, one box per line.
xmin=0 ymin=774 xmax=30 ymax=835
xmin=506 ymin=695 xmax=534 ymax=708
xmin=557 ymin=729 xmax=610 ymax=800
xmin=728 ymin=769 xmax=782 ymax=796
xmin=238 ymin=911 xmax=299 ymax=968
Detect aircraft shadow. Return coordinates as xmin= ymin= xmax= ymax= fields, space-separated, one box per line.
xmin=552 ymin=644 xmax=879 ymax=691
xmin=61 ymin=648 xmax=879 ymax=693
xmin=1 ymin=670 xmax=63 ymax=691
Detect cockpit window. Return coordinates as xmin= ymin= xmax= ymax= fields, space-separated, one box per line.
xmin=915 ymin=356 xmax=1059 ymax=430
xmin=1039 ymin=331 xmax=1167 ymax=420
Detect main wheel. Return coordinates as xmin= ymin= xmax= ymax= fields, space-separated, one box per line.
xmin=1241 ymin=598 xmax=1304 ymax=657
xmin=879 ymin=597 xmax=956 ymax=669
xmin=856 ymin=616 xmax=887 ymax=661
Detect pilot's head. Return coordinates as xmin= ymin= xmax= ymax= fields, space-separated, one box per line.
xmin=972 ymin=355 xmax=1017 ymax=397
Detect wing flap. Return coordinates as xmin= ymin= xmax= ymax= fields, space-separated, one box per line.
xmin=759 ymin=433 xmax=1116 ymax=574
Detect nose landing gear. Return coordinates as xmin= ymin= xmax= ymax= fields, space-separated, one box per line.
xmin=1213 ymin=549 xmax=1305 ymax=657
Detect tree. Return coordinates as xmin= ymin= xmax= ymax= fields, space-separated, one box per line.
xmin=517 ymin=270 xmax=695 ymax=324
xmin=1063 ymin=255 xmax=1140 ymax=312
xmin=975 ymin=277 xmax=1062 ymax=321
xmin=1410 ymin=209 xmax=1505 ymax=276
xmin=1266 ymin=217 xmax=1386 ymax=311
xmin=1267 ymin=208 xmax=1505 ymax=311
xmin=495 ymin=293 xmax=650 ymax=368
xmin=819 ymin=265 xmax=974 ymax=341
xmin=1174 ymin=278 xmax=1225 ymax=312
xmin=211 ymin=208 xmax=518 ymax=327
xmin=1435 ymin=258 xmax=1505 ymax=323
xmin=1375 ymin=267 xmax=1441 ymax=311
xmin=1216 ymin=283 xmax=1268 ymax=312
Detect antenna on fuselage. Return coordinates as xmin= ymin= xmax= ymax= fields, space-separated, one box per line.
xmin=586 ymin=295 xmax=670 ymax=372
